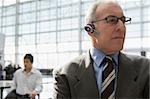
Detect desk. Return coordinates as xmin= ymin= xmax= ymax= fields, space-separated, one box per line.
xmin=0 ymin=80 xmax=12 ymax=99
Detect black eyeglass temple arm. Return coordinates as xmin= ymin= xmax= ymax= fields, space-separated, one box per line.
xmin=125 ymin=17 xmax=132 ymax=22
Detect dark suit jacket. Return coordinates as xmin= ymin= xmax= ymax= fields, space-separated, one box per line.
xmin=53 ymin=52 xmax=149 ymax=99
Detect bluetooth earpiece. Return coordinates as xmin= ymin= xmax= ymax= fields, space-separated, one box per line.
xmin=84 ymin=23 xmax=95 ymax=33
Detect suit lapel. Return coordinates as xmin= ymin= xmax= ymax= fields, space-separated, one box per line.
xmin=73 ymin=51 xmax=99 ymax=98
xmin=72 ymin=52 xmax=139 ymax=98
xmin=116 ymin=52 xmax=138 ymax=98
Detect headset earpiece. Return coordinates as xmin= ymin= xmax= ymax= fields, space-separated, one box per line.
xmin=84 ymin=23 xmax=95 ymax=33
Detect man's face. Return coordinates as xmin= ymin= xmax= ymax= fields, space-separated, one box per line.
xmin=92 ymin=3 xmax=126 ymax=54
xmin=24 ymin=58 xmax=32 ymax=70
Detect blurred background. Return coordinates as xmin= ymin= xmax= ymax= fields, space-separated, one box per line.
xmin=0 ymin=0 xmax=150 ymax=98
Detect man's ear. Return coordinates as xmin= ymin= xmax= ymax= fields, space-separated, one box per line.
xmin=88 ymin=32 xmax=98 ymax=39
xmin=84 ymin=23 xmax=95 ymax=33
xmin=88 ymin=32 xmax=94 ymax=36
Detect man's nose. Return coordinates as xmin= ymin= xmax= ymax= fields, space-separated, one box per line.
xmin=115 ymin=20 xmax=125 ymax=29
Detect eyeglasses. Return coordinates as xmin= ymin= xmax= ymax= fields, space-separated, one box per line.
xmin=92 ymin=15 xmax=131 ymax=25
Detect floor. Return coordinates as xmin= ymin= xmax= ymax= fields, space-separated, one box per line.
xmin=3 ymin=75 xmax=53 ymax=99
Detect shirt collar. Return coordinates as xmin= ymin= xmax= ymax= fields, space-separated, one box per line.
xmin=90 ymin=47 xmax=119 ymax=67
xmin=22 ymin=67 xmax=36 ymax=74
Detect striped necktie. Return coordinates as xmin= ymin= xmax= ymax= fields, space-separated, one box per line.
xmin=101 ymin=56 xmax=116 ymax=99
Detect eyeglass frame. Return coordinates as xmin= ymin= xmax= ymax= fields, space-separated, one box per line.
xmin=91 ymin=15 xmax=131 ymax=25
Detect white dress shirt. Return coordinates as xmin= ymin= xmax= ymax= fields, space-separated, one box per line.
xmin=11 ymin=67 xmax=43 ymax=95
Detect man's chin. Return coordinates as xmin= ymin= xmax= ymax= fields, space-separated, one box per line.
xmin=110 ymin=47 xmax=123 ymax=54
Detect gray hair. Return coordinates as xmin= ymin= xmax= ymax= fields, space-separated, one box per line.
xmin=85 ymin=0 xmax=118 ymax=24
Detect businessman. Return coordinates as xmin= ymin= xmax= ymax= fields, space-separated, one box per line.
xmin=53 ymin=0 xmax=150 ymax=98
xmin=6 ymin=54 xmax=43 ymax=99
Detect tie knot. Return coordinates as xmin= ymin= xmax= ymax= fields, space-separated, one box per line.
xmin=105 ymin=55 xmax=113 ymax=62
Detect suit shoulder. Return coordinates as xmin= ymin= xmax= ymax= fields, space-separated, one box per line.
xmin=121 ymin=53 xmax=150 ymax=70
xmin=124 ymin=53 xmax=150 ymax=63
xmin=53 ymin=54 xmax=87 ymax=76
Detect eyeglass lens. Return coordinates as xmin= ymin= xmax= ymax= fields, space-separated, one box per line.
xmin=105 ymin=16 xmax=130 ymax=24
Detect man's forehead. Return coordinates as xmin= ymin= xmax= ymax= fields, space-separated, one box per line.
xmin=24 ymin=58 xmax=30 ymax=61
xmin=96 ymin=3 xmax=123 ymax=17
xmin=97 ymin=2 xmax=121 ymax=10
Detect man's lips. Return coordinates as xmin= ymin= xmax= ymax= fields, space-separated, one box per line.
xmin=112 ymin=36 xmax=124 ymax=39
